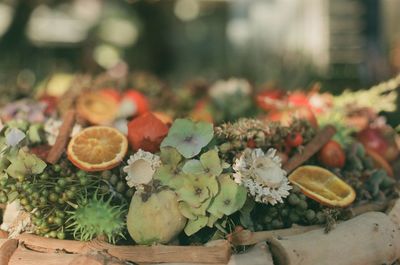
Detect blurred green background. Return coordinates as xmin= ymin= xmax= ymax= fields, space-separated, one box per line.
xmin=0 ymin=0 xmax=400 ymax=102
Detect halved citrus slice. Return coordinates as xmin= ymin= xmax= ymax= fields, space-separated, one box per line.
xmin=288 ymin=165 xmax=356 ymax=207
xmin=67 ymin=126 xmax=128 ymax=171
xmin=76 ymin=92 xmax=118 ymax=125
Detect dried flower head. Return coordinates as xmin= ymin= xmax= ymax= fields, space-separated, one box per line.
xmin=233 ymin=148 xmax=291 ymax=205
xmin=123 ymin=149 xmax=161 ymax=189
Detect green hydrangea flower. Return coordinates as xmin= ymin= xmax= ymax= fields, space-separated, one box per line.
xmin=161 ymin=119 xmax=214 ymax=158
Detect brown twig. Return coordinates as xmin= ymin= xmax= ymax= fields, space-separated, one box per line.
xmin=283 ymin=125 xmax=336 ymax=173
xmin=46 ymin=110 xmax=76 ymax=164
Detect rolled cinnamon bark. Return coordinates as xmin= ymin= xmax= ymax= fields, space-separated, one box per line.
xmin=267 ymin=212 xmax=400 ymax=265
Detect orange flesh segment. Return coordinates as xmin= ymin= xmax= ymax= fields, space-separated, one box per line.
xmin=289 ymin=165 xmax=356 ymax=207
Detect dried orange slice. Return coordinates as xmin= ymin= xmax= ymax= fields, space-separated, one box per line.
xmin=67 ymin=126 xmax=128 ymax=171
xmin=288 ymin=165 xmax=356 ymax=207
xmin=76 ymin=92 xmax=118 ymax=125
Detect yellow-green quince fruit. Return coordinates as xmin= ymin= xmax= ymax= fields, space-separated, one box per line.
xmin=127 ymin=189 xmax=187 ymax=245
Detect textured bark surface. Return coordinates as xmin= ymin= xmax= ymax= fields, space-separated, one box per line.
xmin=15 ymin=234 xmax=231 ymax=264
xmin=267 ymin=212 xmax=400 ymax=265
xmin=0 ymin=239 xmax=18 ymax=265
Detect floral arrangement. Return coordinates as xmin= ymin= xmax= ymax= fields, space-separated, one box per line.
xmin=0 ymin=72 xmax=399 ymax=249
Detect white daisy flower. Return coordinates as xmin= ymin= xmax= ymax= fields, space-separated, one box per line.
xmin=233 ymin=148 xmax=291 ymax=205
xmin=44 ymin=118 xmax=81 ymax=146
xmin=123 ymin=149 xmax=161 ymax=189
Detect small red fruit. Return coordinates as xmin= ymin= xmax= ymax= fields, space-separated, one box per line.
xmin=29 ymin=145 xmax=52 ymax=160
xmin=39 ymin=95 xmax=58 ymax=115
xmin=246 ymin=139 xmax=257 ymax=148
xmin=127 ymin=113 xmax=169 ymax=153
xmin=256 ymin=90 xmax=284 ymax=111
xmin=286 ymin=132 xmax=303 ymax=147
xmin=287 ymin=91 xmax=310 ymax=108
xmin=123 ymin=90 xmax=150 ymax=116
xmin=318 ymin=140 xmax=346 ymax=169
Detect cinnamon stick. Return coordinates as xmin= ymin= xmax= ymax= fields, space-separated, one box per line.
xmin=46 ymin=110 xmax=76 ymax=164
xmin=283 ymin=125 xmax=336 ymax=173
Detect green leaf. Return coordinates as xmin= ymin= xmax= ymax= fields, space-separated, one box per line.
xmin=184 ymin=216 xmax=208 ymax=236
xmin=178 ymin=199 xmax=212 ymax=220
xmin=161 ymin=119 xmax=214 ymax=158
xmin=6 ymin=149 xmax=47 ymax=178
xmin=153 ymin=165 xmax=185 ymax=190
xmin=182 ymin=160 xmax=204 ymax=175
xmin=178 ymin=202 xmax=198 ymax=220
xmin=207 ymin=214 xmax=219 ymax=228
xmin=160 ymin=147 xmax=182 ymax=167
xmin=182 ymin=149 xmax=222 ymax=178
xmin=0 ymin=156 xmax=10 ymax=172
xmin=177 ymin=177 xmax=211 ymax=208
xmin=208 ymin=175 xmax=247 ymax=218
xmin=200 ymin=149 xmax=222 ymax=177
xmin=27 ymin=123 xmax=43 ymax=144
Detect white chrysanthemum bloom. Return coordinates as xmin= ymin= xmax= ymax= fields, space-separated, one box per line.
xmin=123 ymin=149 xmax=161 ymax=189
xmin=44 ymin=118 xmax=82 ymax=145
xmin=233 ymin=148 xmax=291 ymax=205
xmin=209 ymin=78 xmax=251 ymax=99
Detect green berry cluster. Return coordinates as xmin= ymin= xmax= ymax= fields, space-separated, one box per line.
xmin=336 ymin=143 xmax=396 ymax=203
xmin=0 ymin=157 xmax=132 ymax=240
xmin=252 ymin=186 xmax=329 ymax=231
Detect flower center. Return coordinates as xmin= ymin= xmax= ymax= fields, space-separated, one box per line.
xmin=252 ymin=156 xmax=284 ymax=188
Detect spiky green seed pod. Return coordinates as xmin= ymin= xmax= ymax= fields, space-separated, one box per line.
xmin=67 ymin=195 xmax=126 ymax=243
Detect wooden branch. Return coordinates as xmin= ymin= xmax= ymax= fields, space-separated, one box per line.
xmin=283 ymin=125 xmax=336 ymax=173
xmin=17 ymin=234 xmax=231 ymax=264
xmin=0 ymin=239 xmax=18 ymax=265
xmin=46 ymin=110 xmax=76 ymax=164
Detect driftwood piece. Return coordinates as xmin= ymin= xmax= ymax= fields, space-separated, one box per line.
xmin=388 ymin=198 xmax=400 ymax=229
xmin=8 ymin=246 xmax=79 ymax=265
xmin=231 ymin=201 xmax=391 ymax=246
xmin=283 ymin=125 xmax=336 ymax=173
xmin=227 ymin=243 xmax=274 ymax=265
xmin=46 ymin=110 xmax=76 ymax=164
xmin=267 ymin=212 xmax=400 ymax=265
xmin=0 ymin=239 xmax=18 ymax=265
xmin=17 ymin=234 xmax=231 ymax=264
xmin=229 ymin=225 xmax=320 ymax=246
